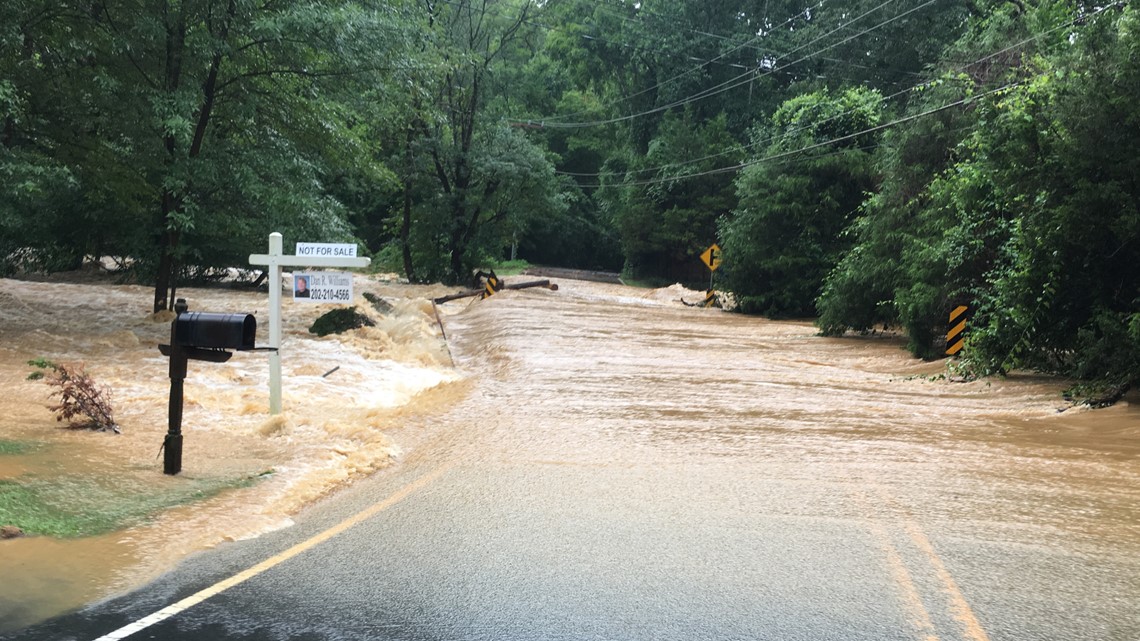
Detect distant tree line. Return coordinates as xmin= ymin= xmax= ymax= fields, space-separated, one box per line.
xmin=2 ymin=0 xmax=1136 ymax=396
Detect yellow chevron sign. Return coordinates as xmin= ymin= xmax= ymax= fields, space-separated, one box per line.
xmin=483 ymin=275 xmax=502 ymax=298
xmin=945 ymin=305 xmax=969 ymax=356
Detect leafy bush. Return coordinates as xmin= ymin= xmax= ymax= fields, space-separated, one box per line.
xmin=308 ymin=307 xmax=375 ymax=337
xmin=28 ymin=360 xmax=120 ymax=433
xmin=722 ymin=87 xmax=882 ymax=318
xmin=820 ymin=4 xmax=1140 ymax=401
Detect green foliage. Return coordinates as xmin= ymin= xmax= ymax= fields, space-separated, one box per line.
xmin=483 ymin=259 xmax=532 ymax=277
xmin=27 ymin=358 xmax=58 ymax=372
xmin=602 ymin=110 xmax=741 ymax=283
xmin=818 ymin=2 xmax=1140 ymax=395
xmin=0 ymin=0 xmax=411 ymax=304
xmin=721 ymin=87 xmax=882 ymax=317
xmin=309 ymin=307 xmax=375 ymax=337
xmin=817 ymin=75 xmax=984 ymax=355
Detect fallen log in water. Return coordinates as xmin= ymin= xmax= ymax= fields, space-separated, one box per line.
xmin=433 ymin=279 xmax=558 ymax=304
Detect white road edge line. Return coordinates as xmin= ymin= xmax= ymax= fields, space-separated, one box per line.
xmin=92 ymin=464 xmax=452 ymax=641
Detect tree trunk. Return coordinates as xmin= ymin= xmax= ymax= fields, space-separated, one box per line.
xmin=154 ymin=8 xmax=185 ymax=313
xmin=153 ymin=190 xmax=181 ymax=313
xmin=153 ymin=244 xmax=174 ymax=312
xmin=401 ymin=183 xmax=416 ymax=282
xmin=401 ymin=128 xmax=417 ymax=282
xmin=151 ymin=1 xmax=231 ymax=312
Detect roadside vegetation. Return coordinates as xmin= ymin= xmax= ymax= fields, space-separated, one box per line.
xmin=27 ymin=359 xmax=120 ymax=433
xmin=0 ymin=440 xmax=40 ymax=456
xmin=0 ymin=471 xmax=268 ymax=538
xmin=2 ymin=0 xmax=1135 ymax=401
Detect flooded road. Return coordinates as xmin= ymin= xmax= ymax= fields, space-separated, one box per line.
xmin=443 ymin=279 xmax=1140 ymax=548
xmin=403 ymin=279 xmax=1140 ymax=640
xmin=3 ymin=277 xmax=1139 ymax=639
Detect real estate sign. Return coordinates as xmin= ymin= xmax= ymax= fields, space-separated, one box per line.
xmin=293 ymin=271 xmax=353 ymax=303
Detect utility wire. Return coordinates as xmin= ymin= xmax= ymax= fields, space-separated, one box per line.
xmin=582 ymin=0 xmax=930 ymax=78
xmin=556 ymin=1 xmax=1120 ymax=180
xmin=428 ymin=0 xmax=921 ymax=122
xmin=573 ymin=81 xmax=1021 ymax=189
xmin=523 ymin=0 xmax=934 ymax=129
xmin=576 ymin=0 xmax=816 ymax=50
xmin=534 ymin=0 xmax=896 ymax=126
xmin=536 ymin=0 xmax=826 ymax=123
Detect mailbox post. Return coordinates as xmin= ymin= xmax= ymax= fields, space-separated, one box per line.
xmin=165 ymin=300 xmax=189 ymax=475
xmin=159 ymin=299 xmax=257 ymax=475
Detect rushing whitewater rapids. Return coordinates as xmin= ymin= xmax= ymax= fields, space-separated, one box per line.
xmin=1 ymin=273 xmax=1138 ymax=636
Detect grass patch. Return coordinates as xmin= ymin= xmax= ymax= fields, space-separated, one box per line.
xmin=484 ymin=259 xmax=531 ymax=276
xmin=0 ymin=440 xmax=41 ymax=456
xmin=0 ymin=473 xmax=265 ymax=538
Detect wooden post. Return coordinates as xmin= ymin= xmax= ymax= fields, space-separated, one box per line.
xmin=267 ymin=233 xmax=284 ymax=414
xmin=164 ymin=299 xmax=189 ymax=475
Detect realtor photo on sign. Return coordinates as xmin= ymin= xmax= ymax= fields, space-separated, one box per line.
xmin=294 ymin=275 xmax=311 ymax=298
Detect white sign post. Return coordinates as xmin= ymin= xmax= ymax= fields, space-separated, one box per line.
xmin=249 ymin=232 xmax=370 ymax=414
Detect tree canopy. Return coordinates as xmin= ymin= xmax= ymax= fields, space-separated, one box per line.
xmin=3 ymin=0 xmax=1136 ymax=398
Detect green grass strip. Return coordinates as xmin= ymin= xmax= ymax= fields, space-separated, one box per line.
xmin=0 ymin=440 xmax=41 ymax=456
xmin=0 ymin=473 xmax=263 ymax=538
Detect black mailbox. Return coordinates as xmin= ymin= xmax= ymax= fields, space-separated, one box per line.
xmin=173 ymin=312 xmax=257 ymax=350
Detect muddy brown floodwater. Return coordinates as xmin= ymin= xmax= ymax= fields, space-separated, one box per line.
xmin=437 ymin=280 xmax=1140 ymax=553
xmin=1 ymin=275 xmax=1138 ymax=636
xmin=427 ymin=279 xmax=1140 ymax=639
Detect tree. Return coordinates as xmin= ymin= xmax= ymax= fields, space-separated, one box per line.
xmin=396 ymin=0 xmax=562 ymax=284
xmin=817 ymin=0 xmax=1140 ymax=396
xmin=816 ymin=74 xmax=985 ymax=357
xmin=966 ymin=3 xmax=1140 ymax=393
xmin=0 ymin=0 xmax=410 ymax=310
xmin=720 ymin=86 xmax=882 ymax=316
xmin=600 ymin=110 xmax=741 ymax=282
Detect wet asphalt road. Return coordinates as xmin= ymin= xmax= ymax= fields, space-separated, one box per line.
xmin=0 ymin=460 xmax=981 ymax=640
xmin=7 ymin=451 xmax=1138 ymax=641
xmin=5 ymin=284 xmax=1139 ymax=641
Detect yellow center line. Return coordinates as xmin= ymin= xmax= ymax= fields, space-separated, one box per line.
xmin=851 ymin=489 xmax=940 ymax=641
xmin=872 ymin=484 xmax=993 ymax=641
xmin=901 ymin=519 xmax=993 ymax=641
xmin=93 ymin=463 xmax=454 ymax=641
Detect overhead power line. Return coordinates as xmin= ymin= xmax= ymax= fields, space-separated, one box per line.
xmin=572 ymin=81 xmax=1021 ymax=189
xmin=519 ymin=0 xmax=935 ymax=129
xmin=539 ymin=0 xmax=827 ymax=123
xmin=555 ymin=1 xmax=1121 ymax=181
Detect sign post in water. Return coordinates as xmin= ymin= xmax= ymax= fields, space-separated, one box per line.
xmin=250 ymin=233 xmax=370 ymax=414
xmin=699 ymin=243 xmax=722 ymax=305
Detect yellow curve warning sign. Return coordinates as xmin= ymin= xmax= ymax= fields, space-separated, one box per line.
xmin=700 ymin=244 xmax=722 ymax=272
